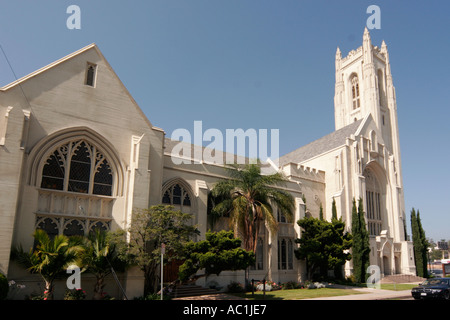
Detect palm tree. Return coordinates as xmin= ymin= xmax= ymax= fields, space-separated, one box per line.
xmin=210 ymin=163 xmax=295 ymax=254
xmin=82 ymin=229 xmax=127 ymax=300
xmin=13 ymin=229 xmax=84 ymax=300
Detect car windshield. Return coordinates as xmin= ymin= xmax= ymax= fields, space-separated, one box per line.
xmin=421 ymin=279 xmax=449 ymax=286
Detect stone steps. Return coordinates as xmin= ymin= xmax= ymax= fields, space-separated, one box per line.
xmin=380 ymin=274 xmax=425 ymax=284
xmin=172 ymin=285 xmax=221 ymax=298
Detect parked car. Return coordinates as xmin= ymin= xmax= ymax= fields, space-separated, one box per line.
xmin=411 ymin=278 xmax=450 ymax=300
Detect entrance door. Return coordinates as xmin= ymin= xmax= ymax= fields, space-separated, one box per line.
xmin=163 ymin=259 xmax=184 ymax=282
xmin=383 ymin=256 xmax=391 ymax=275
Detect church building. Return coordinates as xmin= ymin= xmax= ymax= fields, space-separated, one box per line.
xmin=0 ymin=28 xmax=416 ymax=299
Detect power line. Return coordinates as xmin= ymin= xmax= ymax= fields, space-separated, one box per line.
xmin=0 ymin=42 xmax=33 ymax=111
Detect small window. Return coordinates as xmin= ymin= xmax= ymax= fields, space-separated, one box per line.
xmin=85 ymin=63 xmax=97 ymax=87
xmin=251 ymin=238 xmax=264 ymax=270
xmin=277 ymin=209 xmax=287 ymax=223
xmin=351 ymin=74 xmax=360 ymax=110
xmin=277 ymin=238 xmax=294 ymax=270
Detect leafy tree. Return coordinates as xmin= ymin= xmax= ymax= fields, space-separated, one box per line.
xmin=351 ymin=198 xmax=370 ymax=283
xmin=82 ymin=229 xmax=128 ymax=300
xmin=209 ymin=163 xmax=295 ymax=285
xmin=178 ymin=230 xmax=255 ymax=282
xmin=114 ymin=205 xmax=199 ymax=295
xmin=295 ymin=217 xmax=352 ymax=280
xmin=13 ymin=229 xmax=84 ymax=300
xmin=411 ymin=208 xmax=429 ymax=278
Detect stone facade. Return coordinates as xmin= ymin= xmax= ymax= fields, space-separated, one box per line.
xmin=0 ymin=29 xmax=415 ymax=299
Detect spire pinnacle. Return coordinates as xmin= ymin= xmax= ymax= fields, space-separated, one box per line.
xmin=335 ymin=46 xmax=342 ymax=59
xmin=363 ymin=27 xmax=371 ymax=40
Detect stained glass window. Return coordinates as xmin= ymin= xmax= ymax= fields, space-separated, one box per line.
xmin=41 ymin=140 xmax=113 ymax=196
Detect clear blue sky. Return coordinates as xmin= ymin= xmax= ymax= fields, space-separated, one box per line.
xmin=0 ymin=0 xmax=449 ymax=242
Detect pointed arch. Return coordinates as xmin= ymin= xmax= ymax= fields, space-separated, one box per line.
xmin=363 ymin=161 xmax=388 ymax=236
xmin=161 ymin=177 xmax=195 ymax=212
xmin=28 ymin=127 xmax=125 ymax=197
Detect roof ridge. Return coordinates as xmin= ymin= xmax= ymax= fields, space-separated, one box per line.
xmin=278 ymin=119 xmax=363 ymax=166
xmin=0 ymin=43 xmax=97 ymax=91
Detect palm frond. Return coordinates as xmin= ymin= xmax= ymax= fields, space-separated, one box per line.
xmin=209 ymin=162 xmax=295 ymax=251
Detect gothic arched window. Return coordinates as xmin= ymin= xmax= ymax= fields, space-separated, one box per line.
xmin=40 ymin=140 xmax=113 ymax=196
xmin=85 ymin=64 xmax=97 ymax=87
xmin=378 ymin=69 xmax=385 ymax=108
xmin=35 ymin=136 xmax=116 ymax=237
xmin=351 ymin=74 xmax=360 ymax=110
xmin=364 ymin=168 xmax=383 ymax=236
xmin=162 ymin=181 xmax=192 ymax=211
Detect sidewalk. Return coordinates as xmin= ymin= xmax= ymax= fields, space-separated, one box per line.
xmin=303 ymin=284 xmax=413 ymax=300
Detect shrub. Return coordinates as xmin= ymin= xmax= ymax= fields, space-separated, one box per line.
xmin=226 ymin=281 xmax=245 ymax=293
xmin=281 ymin=281 xmax=303 ymax=290
xmin=64 ymin=288 xmax=87 ymax=300
xmin=255 ymin=281 xmax=281 ymax=291
xmin=0 ymin=273 xmax=8 ymax=300
xmin=134 ymin=293 xmax=171 ymax=300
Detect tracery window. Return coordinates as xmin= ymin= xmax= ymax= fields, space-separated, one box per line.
xmin=364 ymin=168 xmax=383 ymax=236
xmin=40 ymin=140 xmax=113 ymax=196
xmin=351 ymin=75 xmax=360 ymax=110
xmin=36 ymin=138 xmax=115 ymax=236
xmin=35 ymin=215 xmax=110 ymax=238
xmin=162 ymin=183 xmax=191 ymax=208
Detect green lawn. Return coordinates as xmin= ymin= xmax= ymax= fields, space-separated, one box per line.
xmin=380 ymin=283 xmax=417 ymax=291
xmin=228 ymin=283 xmax=417 ymax=300
xmin=230 ymin=288 xmax=365 ymax=300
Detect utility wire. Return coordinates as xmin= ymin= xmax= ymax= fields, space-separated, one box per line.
xmin=0 ymin=42 xmax=33 ymax=111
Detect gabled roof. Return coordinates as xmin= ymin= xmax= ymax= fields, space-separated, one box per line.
xmin=1 ymin=43 xmax=160 ymax=132
xmin=1 ymin=44 xmax=97 ymax=91
xmin=279 ymin=119 xmax=363 ymax=166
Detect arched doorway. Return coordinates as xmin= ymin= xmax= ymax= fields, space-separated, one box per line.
xmin=394 ymin=256 xmax=400 ymax=275
xmin=383 ymin=256 xmax=391 ymax=276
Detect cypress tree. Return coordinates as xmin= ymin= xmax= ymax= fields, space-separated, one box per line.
xmin=351 ymin=199 xmax=362 ymax=282
xmin=351 ymin=198 xmax=371 ymax=283
xmin=332 ymin=198 xmax=338 ymax=221
xmin=319 ymin=203 xmax=324 ymax=220
xmin=411 ymin=208 xmax=424 ymax=277
xmin=416 ymin=210 xmax=429 ymax=278
xmin=357 ymin=198 xmax=371 ymax=283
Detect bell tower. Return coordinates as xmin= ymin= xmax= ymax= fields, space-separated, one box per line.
xmin=334 ymin=28 xmax=400 ymax=158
